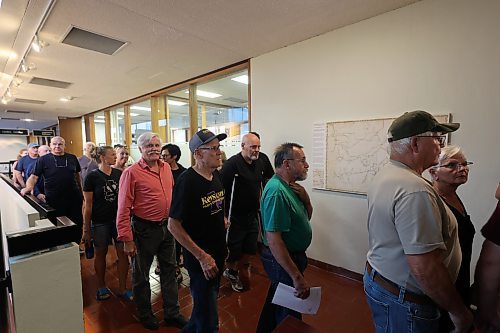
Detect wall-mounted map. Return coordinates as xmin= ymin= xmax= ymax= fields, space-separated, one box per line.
xmin=312 ymin=115 xmax=449 ymax=195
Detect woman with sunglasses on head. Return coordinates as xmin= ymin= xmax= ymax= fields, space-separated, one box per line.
xmin=429 ymin=145 xmax=475 ymax=332
xmin=82 ymin=146 xmax=133 ymax=301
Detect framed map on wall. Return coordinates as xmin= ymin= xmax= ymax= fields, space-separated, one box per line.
xmin=312 ymin=114 xmax=450 ymax=195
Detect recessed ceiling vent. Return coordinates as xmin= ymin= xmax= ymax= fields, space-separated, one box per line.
xmin=224 ymin=97 xmax=247 ymax=104
xmin=62 ymin=26 xmax=127 ymax=55
xmin=30 ymin=77 xmax=72 ymax=89
xmin=5 ymin=110 xmax=31 ymax=114
xmin=0 ymin=117 xmax=21 ymax=121
xmin=14 ymin=98 xmax=47 ymax=104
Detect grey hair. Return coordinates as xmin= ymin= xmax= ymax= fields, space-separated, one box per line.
xmin=137 ymin=132 xmax=161 ymax=148
xmin=51 ymin=136 xmax=65 ymax=145
xmin=389 ymin=137 xmax=412 ymax=154
xmin=438 ymin=145 xmax=464 ymax=165
xmin=274 ymin=142 xmax=303 ymax=168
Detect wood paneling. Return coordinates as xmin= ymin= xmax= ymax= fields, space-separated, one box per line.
xmin=59 ymin=117 xmax=83 ymax=156
xmin=104 ymin=110 xmax=111 ymax=145
xmin=124 ymin=105 xmax=132 ymax=147
xmin=84 ymin=114 xmax=95 ymax=143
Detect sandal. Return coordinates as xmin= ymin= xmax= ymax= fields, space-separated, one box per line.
xmin=118 ymin=290 xmax=134 ymax=301
xmin=96 ymin=287 xmax=111 ymax=301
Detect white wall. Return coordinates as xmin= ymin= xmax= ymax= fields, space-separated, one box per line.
xmin=251 ymin=0 xmax=500 ymax=274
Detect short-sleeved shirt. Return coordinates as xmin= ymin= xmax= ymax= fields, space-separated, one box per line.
xmin=171 ymin=164 xmax=186 ymax=183
xmin=260 ymin=174 xmax=312 ymax=253
xmin=169 ymin=168 xmax=226 ymax=261
xmin=366 ymin=160 xmax=461 ymax=294
xmin=33 ymin=153 xmax=81 ymax=201
xmin=15 ymin=155 xmax=38 ymax=183
xmin=78 ymin=155 xmax=98 ymax=183
xmin=83 ymin=168 xmax=122 ymax=224
xmin=481 ymin=201 xmax=500 ymax=246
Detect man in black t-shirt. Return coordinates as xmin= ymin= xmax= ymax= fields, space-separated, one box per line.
xmin=168 ymin=129 xmax=227 ymax=332
xmin=221 ymin=132 xmax=273 ymax=292
xmin=21 ymin=136 xmax=83 ymax=241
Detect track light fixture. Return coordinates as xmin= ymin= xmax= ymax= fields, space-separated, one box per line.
xmin=19 ymin=59 xmax=36 ymax=73
xmin=1 ymin=96 xmax=8 ymax=105
xmin=31 ymin=35 xmax=48 ymax=53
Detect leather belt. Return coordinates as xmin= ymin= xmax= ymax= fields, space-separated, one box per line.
xmin=366 ymin=262 xmax=434 ymax=305
xmin=132 ymin=215 xmax=168 ymax=226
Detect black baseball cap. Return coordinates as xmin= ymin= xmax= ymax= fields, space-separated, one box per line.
xmin=189 ymin=129 xmax=227 ymax=153
xmin=388 ymin=110 xmax=460 ymax=142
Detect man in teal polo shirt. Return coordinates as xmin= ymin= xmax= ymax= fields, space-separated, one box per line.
xmin=256 ymin=142 xmax=313 ymax=333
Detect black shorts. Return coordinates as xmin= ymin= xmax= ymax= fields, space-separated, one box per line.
xmin=226 ymin=214 xmax=260 ymax=262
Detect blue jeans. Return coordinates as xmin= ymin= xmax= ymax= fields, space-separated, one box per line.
xmin=363 ymin=268 xmax=441 ymax=333
xmin=182 ymin=251 xmax=222 ymax=333
xmin=256 ymin=246 xmax=308 ymax=333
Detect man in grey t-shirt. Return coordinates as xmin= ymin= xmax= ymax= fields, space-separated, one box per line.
xmin=364 ymin=110 xmax=473 ymax=333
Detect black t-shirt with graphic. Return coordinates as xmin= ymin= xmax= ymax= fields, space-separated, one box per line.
xmin=170 ymin=167 xmax=226 ymax=262
xmin=83 ymin=168 xmax=122 ymax=224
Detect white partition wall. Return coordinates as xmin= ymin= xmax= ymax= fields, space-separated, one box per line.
xmin=251 ymin=0 xmax=500 ymax=275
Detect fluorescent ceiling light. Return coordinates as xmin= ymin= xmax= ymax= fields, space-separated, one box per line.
xmin=130 ymin=106 xmax=151 ymax=111
xmin=168 ymin=100 xmax=187 ymax=106
xmin=231 ymin=75 xmax=248 ymax=85
xmin=96 ymin=116 xmax=105 ymax=119
xmin=59 ymin=96 xmax=73 ymax=102
xmin=22 ymin=118 xmax=35 ymax=122
xmin=116 ymin=111 xmax=139 ymax=116
xmin=0 ymin=50 xmax=17 ymax=59
xmin=184 ymin=90 xmax=222 ymax=99
xmin=94 ymin=119 xmax=105 ymax=123
xmin=117 ymin=117 xmax=123 ymax=120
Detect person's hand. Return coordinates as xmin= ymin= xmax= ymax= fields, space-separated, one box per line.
xmin=20 ymin=187 xmax=32 ymax=196
xmin=289 ymin=182 xmax=310 ymax=205
xmin=123 ymin=240 xmax=137 ymax=257
xmin=450 ymin=309 xmax=474 ymax=333
xmin=81 ymin=227 xmax=91 ymax=244
xmin=36 ymin=193 xmax=46 ymax=203
xmin=292 ymin=274 xmax=311 ymax=299
xmin=224 ymin=216 xmax=230 ymax=229
xmin=198 ymin=252 xmax=219 ymax=280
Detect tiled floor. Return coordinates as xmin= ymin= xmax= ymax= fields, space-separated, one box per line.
xmin=81 ymin=248 xmax=374 ymax=333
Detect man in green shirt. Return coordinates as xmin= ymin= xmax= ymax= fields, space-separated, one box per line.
xmin=256 ymin=142 xmax=313 ymax=333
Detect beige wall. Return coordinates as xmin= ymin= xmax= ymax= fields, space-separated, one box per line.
xmin=251 ymin=0 xmax=500 ymax=276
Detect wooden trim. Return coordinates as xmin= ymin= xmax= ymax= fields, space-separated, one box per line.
xmin=104 ymin=110 xmax=111 ymax=145
xmin=84 ymin=114 xmax=96 ymax=142
xmin=189 ymin=84 xmax=198 ymax=166
xmin=124 ymin=105 xmax=132 ymax=147
xmin=307 ymin=258 xmax=363 ymax=282
xmin=150 ymin=96 xmax=160 ymax=134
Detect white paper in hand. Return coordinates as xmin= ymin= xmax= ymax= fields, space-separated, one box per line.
xmin=271 ymin=282 xmax=321 ymax=314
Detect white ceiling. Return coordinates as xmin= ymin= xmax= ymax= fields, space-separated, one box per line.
xmin=0 ymin=0 xmax=419 ymax=128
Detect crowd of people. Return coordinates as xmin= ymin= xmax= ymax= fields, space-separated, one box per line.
xmin=11 ymin=110 xmax=499 ymax=333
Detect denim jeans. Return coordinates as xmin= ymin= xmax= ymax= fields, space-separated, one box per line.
xmin=182 ymin=251 xmax=222 ymax=333
xmin=256 ymin=246 xmax=308 ymax=333
xmin=131 ymin=218 xmax=180 ymax=319
xmin=363 ymin=268 xmax=441 ymax=333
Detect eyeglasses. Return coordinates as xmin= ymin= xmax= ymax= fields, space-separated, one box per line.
xmin=415 ymin=135 xmax=447 ymax=146
xmin=439 ymin=161 xmax=473 ymax=170
xmin=161 ymin=154 xmax=170 ymax=159
xmin=198 ymin=145 xmax=221 ymax=151
xmin=52 ymin=156 xmax=68 ymax=168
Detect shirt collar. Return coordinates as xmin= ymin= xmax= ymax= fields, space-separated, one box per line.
xmin=138 ymin=158 xmax=164 ymax=170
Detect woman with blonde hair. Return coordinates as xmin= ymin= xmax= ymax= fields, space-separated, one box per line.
xmin=82 ymin=145 xmax=132 ymax=301
xmin=112 ymin=145 xmax=130 ymax=171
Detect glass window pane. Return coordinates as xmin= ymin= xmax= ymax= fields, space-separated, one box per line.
xmin=196 ymin=69 xmax=249 ymax=159
xmin=129 ymin=100 xmax=151 ymax=162
xmin=94 ymin=111 xmax=106 ymax=146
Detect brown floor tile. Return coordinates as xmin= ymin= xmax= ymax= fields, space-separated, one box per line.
xmin=81 ymin=251 xmax=374 ymax=332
